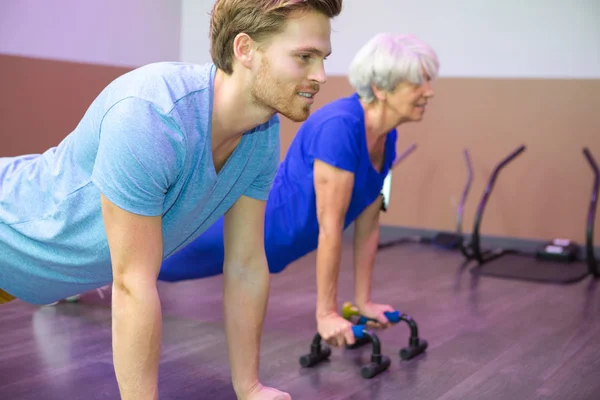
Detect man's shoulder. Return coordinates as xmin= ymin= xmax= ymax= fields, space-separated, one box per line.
xmin=101 ymin=62 xmax=216 ymax=114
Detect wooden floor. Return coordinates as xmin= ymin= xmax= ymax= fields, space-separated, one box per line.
xmin=1 ymin=240 xmax=600 ymax=399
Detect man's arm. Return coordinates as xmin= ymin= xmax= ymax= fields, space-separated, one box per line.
xmin=313 ymin=159 xmax=354 ymax=319
xmin=353 ymin=195 xmax=383 ymax=308
xmin=222 ymin=195 xmax=270 ymax=398
xmin=101 ymin=194 xmax=163 ymax=400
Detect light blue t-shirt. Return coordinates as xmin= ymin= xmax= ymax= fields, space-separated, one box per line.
xmin=0 ymin=62 xmax=280 ymax=304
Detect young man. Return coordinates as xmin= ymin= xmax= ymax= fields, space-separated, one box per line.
xmin=158 ymin=33 xmax=439 ymax=348
xmin=0 ymin=0 xmax=343 ymax=399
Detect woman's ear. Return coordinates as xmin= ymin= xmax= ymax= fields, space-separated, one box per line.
xmin=371 ymin=84 xmax=387 ymax=103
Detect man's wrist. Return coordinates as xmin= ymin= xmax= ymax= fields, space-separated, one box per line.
xmin=233 ymin=379 xmax=262 ymax=399
xmin=316 ymin=303 xmax=338 ymax=319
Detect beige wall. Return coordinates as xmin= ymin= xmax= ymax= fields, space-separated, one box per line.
xmin=0 ymin=55 xmax=131 ymax=156
xmin=281 ymin=75 xmax=600 ymax=246
xmin=2 ymin=54 xmax=599 ymax=245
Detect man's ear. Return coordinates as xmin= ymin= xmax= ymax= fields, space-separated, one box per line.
xmin=232 ymin=33 xmax=255 ymax=69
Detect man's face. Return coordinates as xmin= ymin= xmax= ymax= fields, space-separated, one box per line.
xmin=250 ymin=10 xmax=332 ymax=122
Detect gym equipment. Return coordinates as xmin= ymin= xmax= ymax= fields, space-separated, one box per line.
xmin=432 ymin=148 xmax=474 ymax=250
xmin=456 ymin=145 xmax=526 ymax=262
xmin=583 ymin=148 xmax=599 ymax=276
xmin=467 ymin=146 xmax=599 ymax=284
xmin=341 ymin=302 xmax=428 ymax=360
xmin=379 ymin=148 xmax=475 ymax=251
xmin=299 ymin=324 xmax=391 ymax=379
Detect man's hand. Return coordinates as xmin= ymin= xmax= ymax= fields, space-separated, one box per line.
xmin=356 ymin=301 xmax=395 ymax=329
xmin=316 ymin=311 xmax=356 ymax=347
xmin=100 ymin=194 xmax=163 ymax=400
xmin=223 ymin=195 xmax=273 ymax=399
xmin=243 ymin=383 xmax=292 ymax=400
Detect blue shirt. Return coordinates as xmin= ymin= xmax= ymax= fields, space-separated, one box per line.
xmin=0 ymin=62 xmax=280 ymax=304
xmin=158 ymin=93 xmax=397 ymax=281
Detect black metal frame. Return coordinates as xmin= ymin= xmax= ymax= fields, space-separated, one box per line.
xmin=457 ymin=149 xmax=474 ymax=238
xmin=425 ymin=148 xmax=476 ymax=251
xmin=456 ymin=149 xmax=474 ymax=258
xmin=466 ymin=146 xmax=599 ymax=279
xmin=583 ymin=148 xmax=599 ymax=277
xmin=468 ymin=145 xmax=527 ymax=264
xmin=299 ymin=328 xmax=391 ymax=379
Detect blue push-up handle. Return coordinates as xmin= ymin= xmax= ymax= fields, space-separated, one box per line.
xmin=357 ymin=310 xmax=401 ymax=325
xmin=384 ymin=310 xmax=401 ymax=323
xmin=352 ymin=325 xmax=367 ymax=339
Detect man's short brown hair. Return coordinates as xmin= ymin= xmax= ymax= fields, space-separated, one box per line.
xmin=210 ymin=0 xmax=343 ymax=74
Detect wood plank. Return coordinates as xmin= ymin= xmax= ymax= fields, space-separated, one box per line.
xmin=1 ymin=241 xmax=599 ymax=399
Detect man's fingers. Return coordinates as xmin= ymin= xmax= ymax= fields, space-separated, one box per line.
xmin=325 ymin=332 xmax=345 ymax=347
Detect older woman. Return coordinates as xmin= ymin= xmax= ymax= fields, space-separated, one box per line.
xmin=159 ymin=32 xmax=439 ymax=347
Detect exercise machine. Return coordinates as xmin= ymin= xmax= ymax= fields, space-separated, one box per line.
xmin=431 ymin=148 xmax=474 ymax=250
xmin=458 ymin=145 xmax=526 ymax=262
xmin=378 ymin=148 xmax=475 ymax=251
xmin=467 ymin=146 xmax=599 ymax=284
xmin=583 ymin=148 xmax=599 ymax=277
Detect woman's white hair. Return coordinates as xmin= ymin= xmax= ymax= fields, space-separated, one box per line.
xmin=348 ymin=33 xmax=440 ymax=103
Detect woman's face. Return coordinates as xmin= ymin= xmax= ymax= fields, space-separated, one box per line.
xmin=386 ymin=71 xmax=435 ymax=124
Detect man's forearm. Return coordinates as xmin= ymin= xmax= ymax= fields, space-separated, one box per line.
xmin=316 ymin=231 xmax=343 ymax=317
xmin=112 ymin=279 xmax=162 ymax=400
xmin=353 ymin=225 xmax=380 ymax=307
xmin=223 ymin=259 xmax=270 ymax=398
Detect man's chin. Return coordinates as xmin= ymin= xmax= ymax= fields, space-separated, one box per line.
xmin=278 ymin=106 xmax=311 ymax=123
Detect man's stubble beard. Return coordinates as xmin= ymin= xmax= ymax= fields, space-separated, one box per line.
xmin=250 ymin=57 xmax=311 ymax=123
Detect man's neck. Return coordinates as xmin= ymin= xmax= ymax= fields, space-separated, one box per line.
xmin=211 ymin=68 xmax=275 ymax=146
